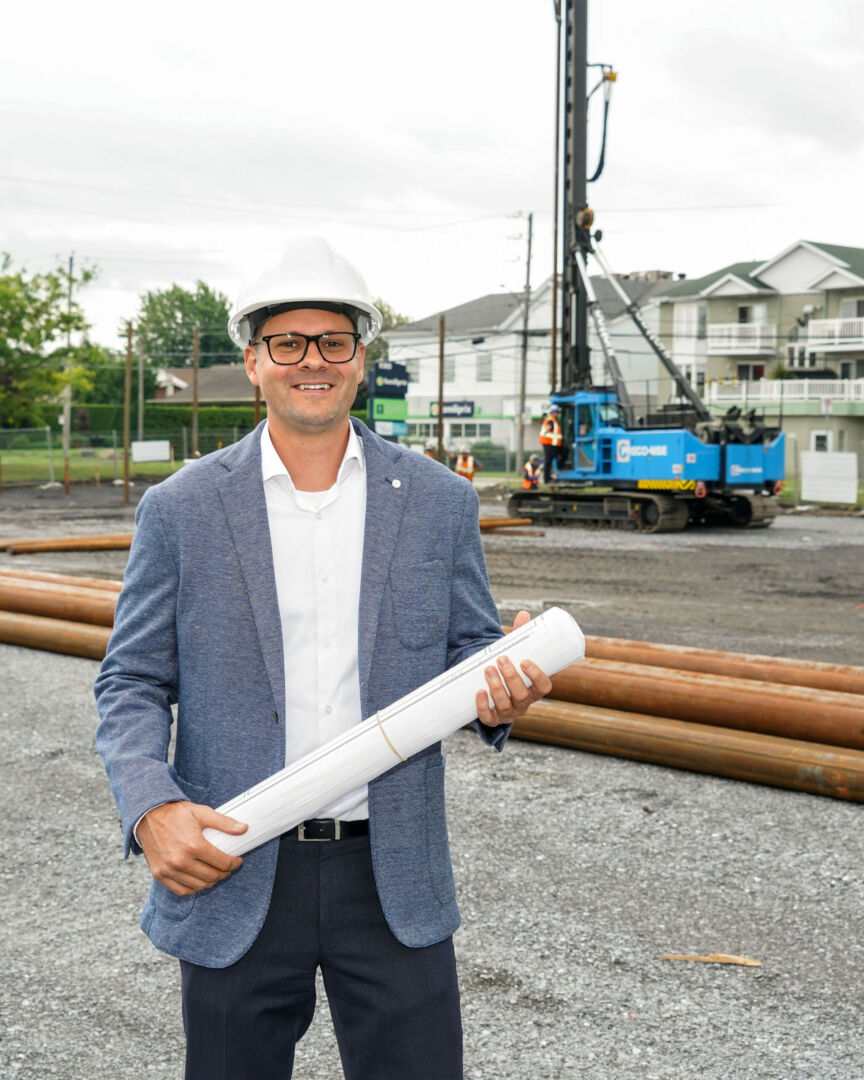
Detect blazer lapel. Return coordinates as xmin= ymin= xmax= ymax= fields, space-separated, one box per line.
xmin=355 ymin=421 xmax=410 ymax=710
xmin=216 ymin=428 xmax=286 ymax=722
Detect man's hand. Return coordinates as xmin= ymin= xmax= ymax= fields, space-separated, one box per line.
xmin=475 ymin=610 xmax=554 ymax=728
xmin=137 ymin=801 xmax=248 ymax=896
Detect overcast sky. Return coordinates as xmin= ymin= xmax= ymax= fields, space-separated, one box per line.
xmin=2 ymin=0 xmax=862 ymax=349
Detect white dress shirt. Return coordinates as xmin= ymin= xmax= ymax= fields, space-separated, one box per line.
xmin=260 ymin=422 xmax=368 ymax=820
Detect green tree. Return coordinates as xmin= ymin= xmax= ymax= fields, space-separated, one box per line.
xmin=135 ymin=282 xmax=239 ymax=369
xmin=354 ymin=297 xmax=411 ymax=411
xmin=0 ymin=257 xmax=94 ymax=427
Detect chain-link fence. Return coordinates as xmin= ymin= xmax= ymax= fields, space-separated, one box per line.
xmin=0 ymin=426 xmax=255 ymax=488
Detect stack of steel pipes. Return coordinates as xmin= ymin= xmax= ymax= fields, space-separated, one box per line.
xmin=512 ymin=634 xmax=864 ymax=804
xmin=0 ymin=533 xmax=130 ymax=657
xmin=2 ymin=570 xmax=862 ymax=803
xmin=0 ymin=568 xmax=117 ymax=660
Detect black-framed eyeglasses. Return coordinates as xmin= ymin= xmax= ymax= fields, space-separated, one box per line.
xmin=252 ymin=332 xmax=361 ymax=365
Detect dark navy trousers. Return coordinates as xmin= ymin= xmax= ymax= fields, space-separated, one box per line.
xmin=180 ymin=832 xmax=463 ymax=1079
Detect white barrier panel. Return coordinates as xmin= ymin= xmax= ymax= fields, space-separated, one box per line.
xmin=800 ymin=452 xmax=858 ymax=505
xmin=205 ymin=607 xmax=585 ymax=856
xmin=131 ymin=440 xmax=171 ymax=464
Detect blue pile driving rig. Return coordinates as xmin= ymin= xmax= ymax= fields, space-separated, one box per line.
xmin=508 ymin=0 xmax=785 ymax=533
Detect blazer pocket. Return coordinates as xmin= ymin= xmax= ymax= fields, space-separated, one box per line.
xmin=389 ymin=559 xmax=448 ymax=650
xmin=425 ymin=758 xmax=456 ymax=905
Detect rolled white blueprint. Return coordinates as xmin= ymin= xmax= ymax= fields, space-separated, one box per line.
xmin=204 ymin=606 xmax=585 ymax=856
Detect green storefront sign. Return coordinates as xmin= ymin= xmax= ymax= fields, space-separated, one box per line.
xmin=372 ymin=398 xmax=408 ymax=422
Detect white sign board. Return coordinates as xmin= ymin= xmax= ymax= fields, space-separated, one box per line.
xmin=800 ymin=451 xmax=858 ymax=504
xmin=131 ymin=440 xmax=171 ymax=464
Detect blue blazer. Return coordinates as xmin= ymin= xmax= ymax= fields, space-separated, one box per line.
xmin=95 ymin=419 xmax=506 ymax=967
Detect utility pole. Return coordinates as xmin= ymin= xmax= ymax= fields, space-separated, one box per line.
xmin=192 ymin=326 xmax=200 ymax=456
xmin=123 ymin=323 xmax=133 ymax=505
xmin=436 ymin=314 xmax=445 ymax=461
xmin=137 ymin=334 xmax=145 ymax=442
xmin=62 ymin=253 xmax=74 ymax=494
xmin=517 ymin=212 xmax=534 ymax=471
xmin=551 ymin=0 xmax=563 ymax=392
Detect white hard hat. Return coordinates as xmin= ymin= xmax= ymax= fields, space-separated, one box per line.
xmin=228 ymin=237 xmax=383 ymax=349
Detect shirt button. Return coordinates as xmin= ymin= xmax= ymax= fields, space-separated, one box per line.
xmin=324 ymin=639 xmax=332 ymax=648
xmin=324 ymin=705 xmax=333 ymax=714
xmin=315 ymin=512 xmax=322 ymax=520
xmin=320 ymin=573 xmax=328 ymax=582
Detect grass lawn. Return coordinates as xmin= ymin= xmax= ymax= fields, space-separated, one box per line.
xmin=0 ymin=448 xmax=183 ymax=486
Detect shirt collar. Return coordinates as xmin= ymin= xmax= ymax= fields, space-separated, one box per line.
xmin=259 ymin=421 xmax=365 ymax=491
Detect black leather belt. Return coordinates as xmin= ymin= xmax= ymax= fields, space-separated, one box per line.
xmin=285 ymin=818 xmax=369 ymax=842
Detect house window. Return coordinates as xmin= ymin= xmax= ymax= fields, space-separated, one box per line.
xmin=450 ymin=424 xmax=462 ymax=438
xmin=839 ymin=298 xmax=864 ymax=318
xmin=697 ymin=306 xmax=707 ymax=340
xmin=812 ymin=431 xmax=830 ymax=452
xmin=404 ymin=358 xmax=420 ymax=382
xmin=476 ymin=354 xmax=493 ymax=382
xmin=841 ymin=362 xmax=853 ymax=379
xmin=444 ymin=356 xmax=455 ymax=382
xmin=737 ymin=303 xmax=767 ymax=324
xmin=463 ymin=423 xmax=477 ymax=438
xmin=478 ymin=423 xmax=492 ymax=438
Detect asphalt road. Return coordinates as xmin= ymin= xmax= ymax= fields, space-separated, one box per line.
xmin=1 ymin=484 xmax=863 ymax=1079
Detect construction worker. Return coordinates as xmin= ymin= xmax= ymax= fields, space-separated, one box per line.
xmin=424 ymin=438 xmax=454 ymax=465
xmin=522 ymin=453 xmax=542 ymax=490
xmin=454 ymin=444 xmax=482 ymax=484
xmin=539 ymin=404 xmax=562 ymax=484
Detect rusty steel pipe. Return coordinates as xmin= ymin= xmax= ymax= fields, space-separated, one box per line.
xmin=3 ymin=533 xmax=134 ymax=554
xmin=549 ymin=657 xmax=864 ymax=751
xmin=0 ymin=577 xmax=121 ymax=601
xmin=478 ymin=517 xmax=533 ymax=531
xmin=0 ymin=568 xmax=122 ymax=592
xmin=586 ymin=636 xmax=864 ymax=697
xmin=512 ymin=699 xmax=864 ymax=803
xmin=0 ymin=580 xmax=116 ymax=627
xmin=0 ymin=610 xmax=110 ymax=660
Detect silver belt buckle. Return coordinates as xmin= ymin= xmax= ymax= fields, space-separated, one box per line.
xmin=297 ymin=820 xmax=340 ymax=842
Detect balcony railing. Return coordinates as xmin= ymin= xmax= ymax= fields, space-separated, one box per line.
xmin=707 ymin=378 xmax=864 ymax=404
xmin=805 ymin=317 xmax=864 ymax=351
xmin=706 ymin=323 xmax=777 ymax=355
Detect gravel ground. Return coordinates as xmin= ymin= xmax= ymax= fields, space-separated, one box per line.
xmin=1 ymin=484 xmax=863 ymax=1079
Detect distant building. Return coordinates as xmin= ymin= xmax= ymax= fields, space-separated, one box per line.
xmin=658 ymin=239 xmax=864 ymax=385
xmin=658 ymin=239 xmax=864 ymax=462
xmin=152 ymin=365 xmax=257 ymax=406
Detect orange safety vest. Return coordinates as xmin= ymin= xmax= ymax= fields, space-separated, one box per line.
xmin=522 ymin=461 xmax=541 ymax=489
xmin=539 ymin=415 xmax=562 ymax=447
xmin=455 ymin=453 xmax=477 ymax=480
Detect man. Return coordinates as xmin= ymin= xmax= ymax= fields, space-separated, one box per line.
xmin=454 ymin=444 xmax=483 ymax=484
xmin=539 ymin=404 xmax=563 ymax=483
xmin=522 ymin=453 xmax=542 ymax=489
xmin=95 ymin=238 xmax=551 ymax=1080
